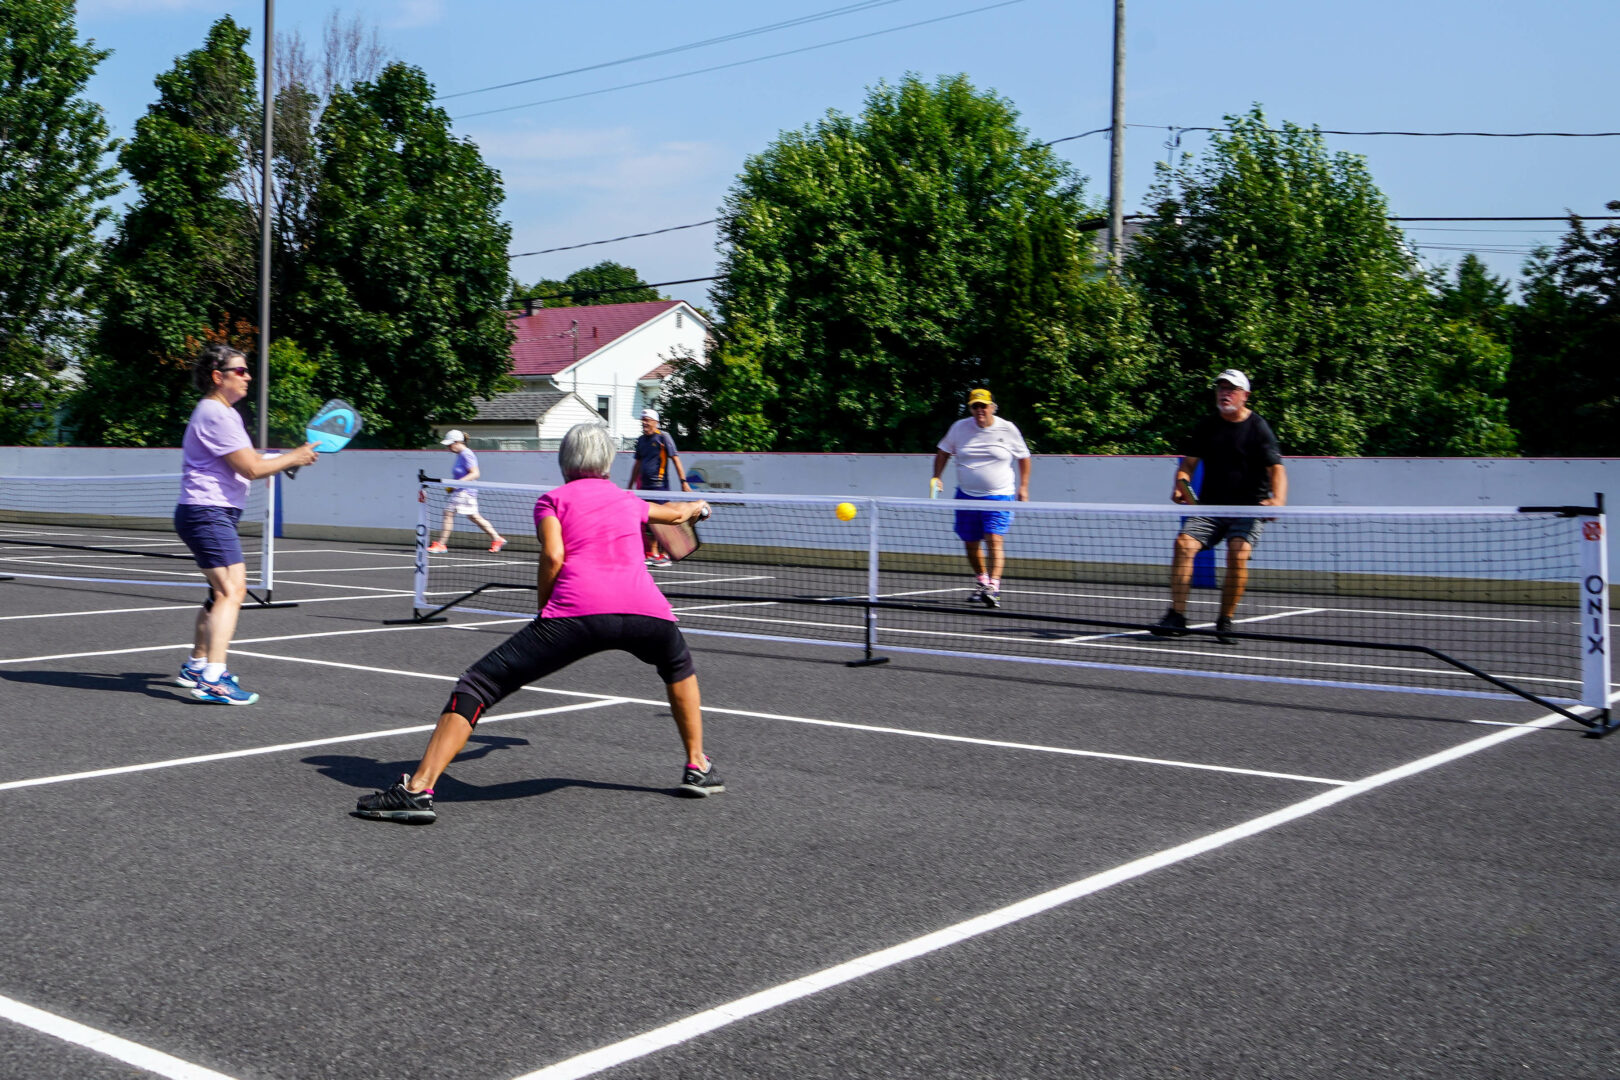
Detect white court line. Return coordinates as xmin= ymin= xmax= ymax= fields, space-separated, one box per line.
xmin=0 ymin=697 xmax=624 ymax=1080
xmin=996 ymin=587 xmax=1546 ymax=625
xmin=0 ymin=614 xmax=522 ymax=666
xmin=512 ymin=696 xmax=1602 ymax=1080
xmin=0 ymin=700 xmax=623 ymax=793
xmin=868 ymin=622 xmax=1582 ymax=690
xmin=0 ymin=993 xmax=236 ymax=1080
xmin=219 ymin=651 xmax=1345 ymax=786
xmin=0 ymin=591 xmax=415 ymax=622
xmin=1053 ymin=607 xmax=1325 ymax=645
xmin=275 ymin=548 xmax=417 ymax=557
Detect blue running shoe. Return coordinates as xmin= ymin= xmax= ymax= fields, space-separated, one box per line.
xmin=176 ymin=660 xmax=207 ymax=688
xmin=192 ymin=672 xmax=258 ymax=705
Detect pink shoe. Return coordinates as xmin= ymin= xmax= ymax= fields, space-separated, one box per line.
xmin=489 ymin=537 xmax=507 ymax=553
xmin=426 ymin=541 xmax=448 ymax=553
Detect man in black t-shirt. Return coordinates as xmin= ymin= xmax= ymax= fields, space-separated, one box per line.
xmin=1152 ymin=369 xmax=1288 ymax=644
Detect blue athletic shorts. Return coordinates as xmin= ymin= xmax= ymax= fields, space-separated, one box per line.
xmin=953 ymin=490 xmax=1015 ymax=542
xmin=174 ymin=504 xmax=245 ymax=570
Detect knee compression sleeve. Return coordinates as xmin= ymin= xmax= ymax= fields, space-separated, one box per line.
xmin=443 ymin=689 xmax=490 ymax=726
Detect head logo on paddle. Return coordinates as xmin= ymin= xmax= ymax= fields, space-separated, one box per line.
xmin=287 ymin=399 xmax=362 ymax=478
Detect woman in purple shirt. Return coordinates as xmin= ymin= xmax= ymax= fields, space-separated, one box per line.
xmin=174 ymin=344 xmax=317 ymax=704
xmin=356 ymin=423 xmax=719 ymax=823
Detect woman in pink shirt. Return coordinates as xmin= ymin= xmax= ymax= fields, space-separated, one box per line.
xmin=356 ymin=423 xmax=718 ymax=823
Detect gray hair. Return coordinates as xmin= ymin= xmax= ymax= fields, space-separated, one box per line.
xmin=558 ymin=423 xmax=616 ymax=481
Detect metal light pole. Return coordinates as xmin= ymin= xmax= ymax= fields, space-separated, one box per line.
xmin=1107 ymin=0 xmax=1126 ymax=273
xmin=256 ymin=0 xmax=275 ymax=447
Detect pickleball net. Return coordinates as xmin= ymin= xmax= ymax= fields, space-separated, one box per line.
xmin=0 ymin=472 xmax=276 ymax=597
xmin=408 ymin=476 xmax=1612 ymax=730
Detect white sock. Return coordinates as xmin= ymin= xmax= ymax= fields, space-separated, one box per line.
xmin=201 ymin=662 xmax=226 ymax=683
xmin=185 ymin=656 xmax=206 ymax=669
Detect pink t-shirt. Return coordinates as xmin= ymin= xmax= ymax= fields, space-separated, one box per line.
xmin=533 ymin=478 xmax=675 ymax=621
xmin=179 ymin=398 xmax=253 ymax=508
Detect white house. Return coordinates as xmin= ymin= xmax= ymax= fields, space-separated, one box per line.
xmin=449 ymin=389 xmax=603 ymax=450
xmin=436 ymin=299 xmax=710 ymax=447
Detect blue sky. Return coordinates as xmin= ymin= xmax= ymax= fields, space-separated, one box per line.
xmin=74 ymin=0 xmax=1620 ymax=309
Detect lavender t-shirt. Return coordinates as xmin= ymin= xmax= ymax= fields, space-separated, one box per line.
xmin=533 ymin=478 xmax=675 ymax=621
xmin=179 ymin=398 xmax=253 ymax=508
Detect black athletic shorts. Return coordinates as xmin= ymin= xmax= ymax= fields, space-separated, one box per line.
xmin=446 ymin=613 xmax=695 ymax=723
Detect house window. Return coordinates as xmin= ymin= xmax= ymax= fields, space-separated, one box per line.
xmin=596 ymin=395 xmax=611 ymax=423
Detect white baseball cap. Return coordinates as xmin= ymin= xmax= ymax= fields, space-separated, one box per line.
xmin=640 ymin=409 xmax=658 ymax=421
xmin=1213 ymin=369 xmax=1250 ymax=392
xmin=440 ymin=429 xmax=467 ymax=445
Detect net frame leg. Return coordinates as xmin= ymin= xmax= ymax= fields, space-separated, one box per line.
xmin=848 ymin=498 xmax=889 ymax=668
xmin=385 ymin=474 xmax=450 ymax=624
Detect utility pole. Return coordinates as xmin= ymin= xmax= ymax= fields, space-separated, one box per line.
xmin=1107 ymin=0 xmax=1126 ymax=274
xmin=256 ymin=0 xmax=275 ymax=446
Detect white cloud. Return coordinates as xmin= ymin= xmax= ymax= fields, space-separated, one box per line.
xmin=385 ymin=0 xmax=445 ymax=30
xmin=77 ymin=0 xmax=221 ymax=14
xmin=469 ymin=126 xmax=722 ymax=197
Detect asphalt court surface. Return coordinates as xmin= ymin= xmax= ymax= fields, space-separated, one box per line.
xmin=0 ymin=534 xmax=1616 ymax=1079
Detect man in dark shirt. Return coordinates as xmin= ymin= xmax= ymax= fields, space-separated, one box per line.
xmin=629 ymin=408 xmax=691 ymax=568
xmin=1152 ymin=369 xmax=1287 ymax=644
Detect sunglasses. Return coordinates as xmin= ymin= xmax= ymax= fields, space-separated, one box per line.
xmin=219 ymin=366 xmax=250 ymax=377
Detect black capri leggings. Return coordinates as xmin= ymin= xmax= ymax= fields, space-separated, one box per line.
xmin=446 ymin=613 xmax=695 ymax=724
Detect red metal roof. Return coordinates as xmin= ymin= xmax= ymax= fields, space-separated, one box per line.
xmin=508 ymin=300 xmax=682 ymax=377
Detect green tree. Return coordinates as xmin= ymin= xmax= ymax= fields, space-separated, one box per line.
xmin=72 ymin=17 xmax=258 ymax=446
xmin=1508 ymin=208 xmax=1620 ymax=455
xmin=0 ymin=0 xmax=121 ymax=443
xmin=1127 ymin=107 xmax=1514 ymax=456
xmin=290 ymin=63 xmax=512 ymax=446
xmin=669 ymin=74 xmax=1158 ymax=452
xmin=1435 ymin=253 xmax=1512 ymax=339
xmin=513 ymin=261 xmax=664 ymax=308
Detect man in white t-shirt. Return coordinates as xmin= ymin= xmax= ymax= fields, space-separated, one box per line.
xmin=930 ymin=388 xmax=1032 ymax=607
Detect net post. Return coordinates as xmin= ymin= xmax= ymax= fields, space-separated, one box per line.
xmin=1579 ymin=494 xmax=1613 ymax=736
xmin=847 ymin=497 xmax=889 ymax=668
xmin=259 ymin=472 xmax=277 ymax=599
xmin=410 ymin=476 xmax=442 ymax=622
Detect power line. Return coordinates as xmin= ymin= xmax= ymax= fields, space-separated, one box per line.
xmin=506 ymin=125 xmax=1117 ymax=259
xmin=1389 ymin=216 xmax=1620 ymax=222
xmin=1136 ymin=124 xmax=1620 ymax=138
xmin=452 ymin=0 xmax=1031 ymax=121
xmin=436 ymin=1 xmax=909 ymax=102
xmin=511 ymin=220 xmax=718 ymax=259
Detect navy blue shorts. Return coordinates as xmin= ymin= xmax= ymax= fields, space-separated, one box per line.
xmin=953 ymin=490 xmax=1016 ymax=542
xmin=174 ymin=504 xmax=245 ymax=570
xmin=446 ymin=613 xmax=695 ymax=723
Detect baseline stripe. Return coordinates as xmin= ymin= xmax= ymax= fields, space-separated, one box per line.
xmin=0 ymin=993 xmax=237 ymax=1080
xmin=0 ymin=701 xmax=623 ymax=792
xmin=225 ymin=652 xmax=1338 ymax=784
xmin=510 ymin=699 xmax=1597 ymax=1080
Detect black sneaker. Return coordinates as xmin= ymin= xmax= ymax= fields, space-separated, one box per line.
xmin=981 ymin=585 xmax=1000 ymax=608
xmin=1214 ymin=615 xmax=1237 ymax=645
xmin=355 ymin=775 xmax=436 ymax=823
xmin=1151 ymin=608 xmax=1189 ymax=637
xmin=679 ymin=757 xmax=725 ymax=798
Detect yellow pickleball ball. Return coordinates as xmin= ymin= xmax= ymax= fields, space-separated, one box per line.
xmin=835 ymin=502 xmax=858 ymax=522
